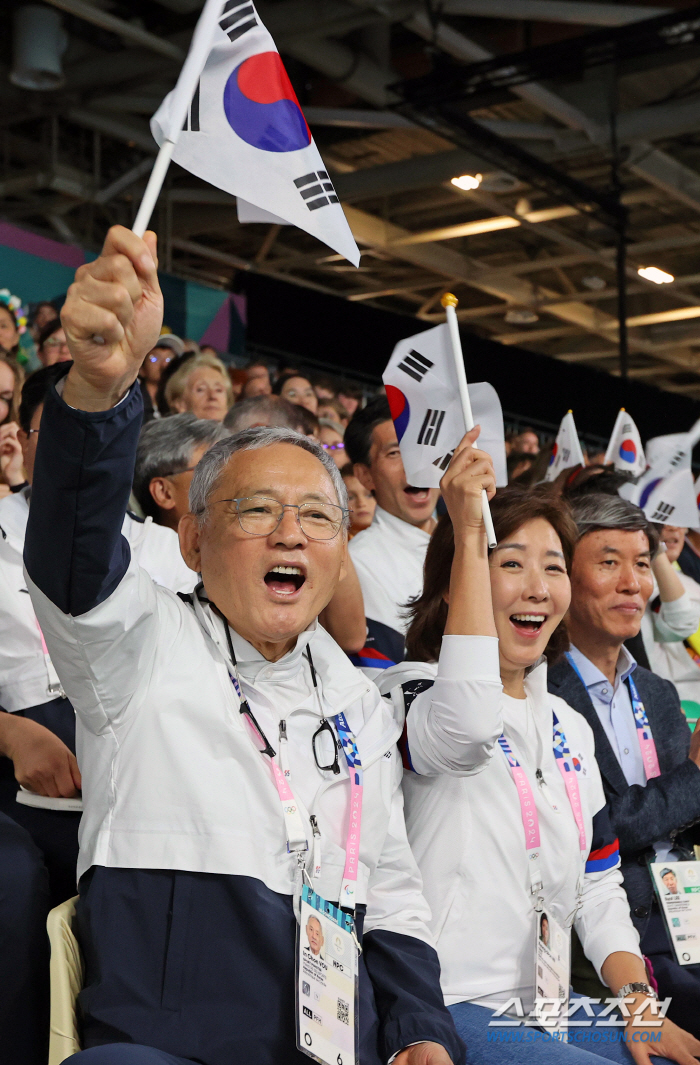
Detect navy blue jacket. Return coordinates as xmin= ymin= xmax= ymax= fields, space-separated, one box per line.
xmin=548 ymin=657 xmax=700 ymax=937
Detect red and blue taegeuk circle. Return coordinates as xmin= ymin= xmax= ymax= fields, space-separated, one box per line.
xmin=618 ymin=438 xmax=637 ymax=464
xmin=386 ymin=385 xmax=411 ymax=442
xmin=548 ymin=442 xmax=558 ymax=466
xmin=223 ymin=52 xmax=311 ymax=152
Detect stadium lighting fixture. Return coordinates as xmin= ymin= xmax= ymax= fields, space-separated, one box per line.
xmin=637 ymin=266 xmax=674 ymax=284
xmin=451 ymin=173 xmax=482 ymax=191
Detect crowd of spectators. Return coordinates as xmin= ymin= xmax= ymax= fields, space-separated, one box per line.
xmin=2 ymin=230 xmax=700 ymax=1065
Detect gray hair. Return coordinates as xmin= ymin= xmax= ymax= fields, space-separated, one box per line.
xmin=570 ymin=492 xmax=659 ymax=555
xmin=189 ymin=425 xmax=349 ymax=528
xmin=134 ymin=413 xmax=229 ymax=520
xmin=224 ymin=395 xmax=302 ymax=433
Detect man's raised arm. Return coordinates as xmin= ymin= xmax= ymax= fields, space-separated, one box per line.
xmin=24 ymin=226 xmax=163 ymax=615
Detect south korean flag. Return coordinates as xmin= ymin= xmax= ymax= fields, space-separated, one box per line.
xmin=382 ymin=323 xmax=507 ymax=489
xmin=151 ymin=0 xmax=359 ymax=265
xmin=621 ymin=430 xmax=700 ymax=528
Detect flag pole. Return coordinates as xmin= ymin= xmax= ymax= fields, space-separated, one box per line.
xmin=132 ymin=140 xmax=176 ymax=238
xmin=441 ymin=293 xmax=497 ymax=549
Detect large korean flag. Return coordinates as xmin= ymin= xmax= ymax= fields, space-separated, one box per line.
xmin=151 ymin=0 xmax=359 ymax=266
xmin=621 ymin=431 xmax=700 ymax=528
xmin=382 ymin=323 xmax=507 ymax=489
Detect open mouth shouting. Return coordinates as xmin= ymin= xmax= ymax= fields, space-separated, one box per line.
xmin=509 ymin=613 xmax=547 ymax=638
xmin=404 ymin=486 xmax=431 ymax=504
xmin=264 ymin=565 xmax=307 ymax=598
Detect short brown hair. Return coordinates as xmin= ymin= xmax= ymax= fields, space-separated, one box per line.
xmin=405 ymin=485 xmax=577 ymax=664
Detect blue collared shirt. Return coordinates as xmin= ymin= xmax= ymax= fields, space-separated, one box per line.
xmin=568 ymin=644 xmax=676 ymax=861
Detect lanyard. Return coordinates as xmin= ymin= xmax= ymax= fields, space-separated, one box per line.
xmin=627 ymin=674 xmax=661 ymax=781
xmin=566 ymin=652 xmax=661 ymax=783
xmin=498 ymin=713 xmax=587 ymax=899
xmin=35 ymin=618 xmax=65 ymax=699
xmin=221 ymin=617 xmax=363 ymax=913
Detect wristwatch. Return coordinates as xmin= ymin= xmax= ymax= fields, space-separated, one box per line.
xmin=616 ymin=982 xmax=657 ymax=1000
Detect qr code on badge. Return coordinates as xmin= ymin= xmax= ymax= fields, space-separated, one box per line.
xmin=337 ymin=998 xmax=350 ymax=1025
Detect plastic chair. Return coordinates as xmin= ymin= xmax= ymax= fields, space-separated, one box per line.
xmin=47 ymin=895 xmax=83 ymax=1064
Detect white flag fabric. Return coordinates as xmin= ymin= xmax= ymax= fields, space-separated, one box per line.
xmin=603 ymin=408 xmax=646 ymax=479
xmin=544 ymin=411 xmax=585 ymax=482
xmin=622 ymin=431 xmax=700 ymax=528
xmin=151 ymin=0 xmax=360 ymax=265
xmin=382 ymin=323 xmax=507 ymax=489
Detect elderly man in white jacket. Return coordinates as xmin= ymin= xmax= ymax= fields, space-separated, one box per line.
xmin=23 ymin=226 xmax=463 ymax=1065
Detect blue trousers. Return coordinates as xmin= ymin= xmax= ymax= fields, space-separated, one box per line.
xmin=0 ymin=811 xmax=50 ymax=1065
xmin=448 ymin=999 xmax=668 ymax=1065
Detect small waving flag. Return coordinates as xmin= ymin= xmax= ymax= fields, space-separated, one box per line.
xmin=544 ymin=411 xmax=585 ymax=482
xmin=382 ymin=323 xmax=507 ymax=488
xmin=622 ymin=430 xmax=700 ymax=528
xmin=151 ymin=0 xmax=359 ymax=265
xmin=603 ymin=408 xmax=646 ymax=479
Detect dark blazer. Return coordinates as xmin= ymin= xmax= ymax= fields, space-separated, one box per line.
xmin=548 ymin=657 xmax=700 ymax=938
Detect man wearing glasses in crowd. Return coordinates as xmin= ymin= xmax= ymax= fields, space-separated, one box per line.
xmin=24 ymin=226 xmax=463 ymax=1065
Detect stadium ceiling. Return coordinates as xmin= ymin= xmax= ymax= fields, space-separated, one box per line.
xmin=6 ymin=1 xmax=700 ymax=392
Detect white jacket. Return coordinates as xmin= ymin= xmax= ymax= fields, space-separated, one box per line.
xmin=0 ymin=489 xmax=195 ymax=713
xmin=27 ymin=564 xmax=434 ymax=943
xmin=379 ymin=636 xmax=642 ymax=1009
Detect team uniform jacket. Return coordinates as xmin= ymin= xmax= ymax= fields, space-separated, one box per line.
xmin=23 ymin=374 xmax=463 ymax=1065
xmin=379 ymin=637 xmax=642 ymax=1010
xmin=0 ymin=487 xmax=195 ymax=714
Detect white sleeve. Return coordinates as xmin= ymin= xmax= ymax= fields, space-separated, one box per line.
xmin=25 ymin=559 xmax=178 ymax=735
xmin=405 ymin=635 xmax=503 ymax=777
xmin=651 ymin=590 xmax=700 ymax=643
xmin=574 ymin=758 xmax=642 ymax=982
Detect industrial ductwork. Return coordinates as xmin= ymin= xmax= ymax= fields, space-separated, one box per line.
xmin=11 ymin=5 xmax=68 ymax=91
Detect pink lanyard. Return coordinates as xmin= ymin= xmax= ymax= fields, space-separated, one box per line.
xmin=222 ymin=619 xmax=363 ymax=913
xmin=498 ymin=713 xmax=587 ymax=899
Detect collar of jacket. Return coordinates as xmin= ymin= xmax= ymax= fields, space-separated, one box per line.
xmin=548 ymin=654 xmax=629 ymax=796
xmin=369 ymin=505 xmax=432 ymax=549
xmin=380 ymin=652 xmax=551 ymax=701
xmin=191 ymin=582 xmax=373 ymax=720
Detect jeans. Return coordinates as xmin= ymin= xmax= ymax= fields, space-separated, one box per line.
xmin=449 ymin=998 xmax=668 ymax=1065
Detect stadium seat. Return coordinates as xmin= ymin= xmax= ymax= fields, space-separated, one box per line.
xmin=47 ymin=896 xmax=83 ymax=1064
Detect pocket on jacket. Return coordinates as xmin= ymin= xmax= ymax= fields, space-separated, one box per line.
xmin=161 ymin=873 xmax=193 ymax=1011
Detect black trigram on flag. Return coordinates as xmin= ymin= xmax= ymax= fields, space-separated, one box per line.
xmin=432 ymin=450 xmax=454 ymax=472
xmin=649 ymin=500 xmax=675 ymax=523
xmin=183 ymin=79 xmax=201 ymax=132
xmin=220 ymin=0 xmax=258 ymax=42
xmin=294 ymin=171 xmax=339 ymax=211
xmin=417 ymin=409 xmax=445 ymax=447
xmin=398 ymin=350 xmax=432 ymax=384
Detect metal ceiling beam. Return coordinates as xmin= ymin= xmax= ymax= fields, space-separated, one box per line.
xmin=42 ymin=0 xmax=185 ymax=60
xmin=66 ymin=109 xmax=156 ymax=154
xmin=439 ymin=1 xmax=668 ymax=24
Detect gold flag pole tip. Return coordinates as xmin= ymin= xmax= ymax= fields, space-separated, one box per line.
xmin=441 ymin=293 xmax=459 ymax=308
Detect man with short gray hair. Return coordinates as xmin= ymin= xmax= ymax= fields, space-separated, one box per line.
xmin=133 ymin=413 xmax=229 ymax=530
xmin=24 ymin=227 xmax=463 ymax=1065
xmin=548 ymin=493 xmax=700 ymax=1033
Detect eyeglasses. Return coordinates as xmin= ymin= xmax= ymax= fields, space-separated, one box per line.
xmin=312 ymin=718 xmax=341 ymax=774
xmin=321 ymin=441 xmax=345 ymax=452
xmin=209 ymin=496 xmax=347 ymax=540
xmin=44 ymin=337 xmax=69 ymax=349
xmin=148 ymin=352 xmax=172 ymax=364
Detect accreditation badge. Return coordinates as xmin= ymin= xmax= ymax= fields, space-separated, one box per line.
xmin=297 ymin=884 xmax=359 ymax=1065
xmin=534 ymin=908 xmax=571 ymax=1035
xmin=651 ymin=860 xmax=700 ymax=965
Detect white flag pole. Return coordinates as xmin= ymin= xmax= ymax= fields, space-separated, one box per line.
xmin=131 ymin=0 xmax=223 ymax=237
xmin=603 ymin=408 xmax=624 ymax=466
xmin=441 ymin=293 xmax=497 ymax=549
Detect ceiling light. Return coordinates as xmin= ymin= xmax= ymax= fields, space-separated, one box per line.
xmin=638 ymin=266 xmax=674 ymax=284
xmin=505 ymin=308 xmax=539 ymax=325
xmin=451 ymin=173 xmax=482 ymax=191
xmin=582 ymin=275 xmax=606 ymax=291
